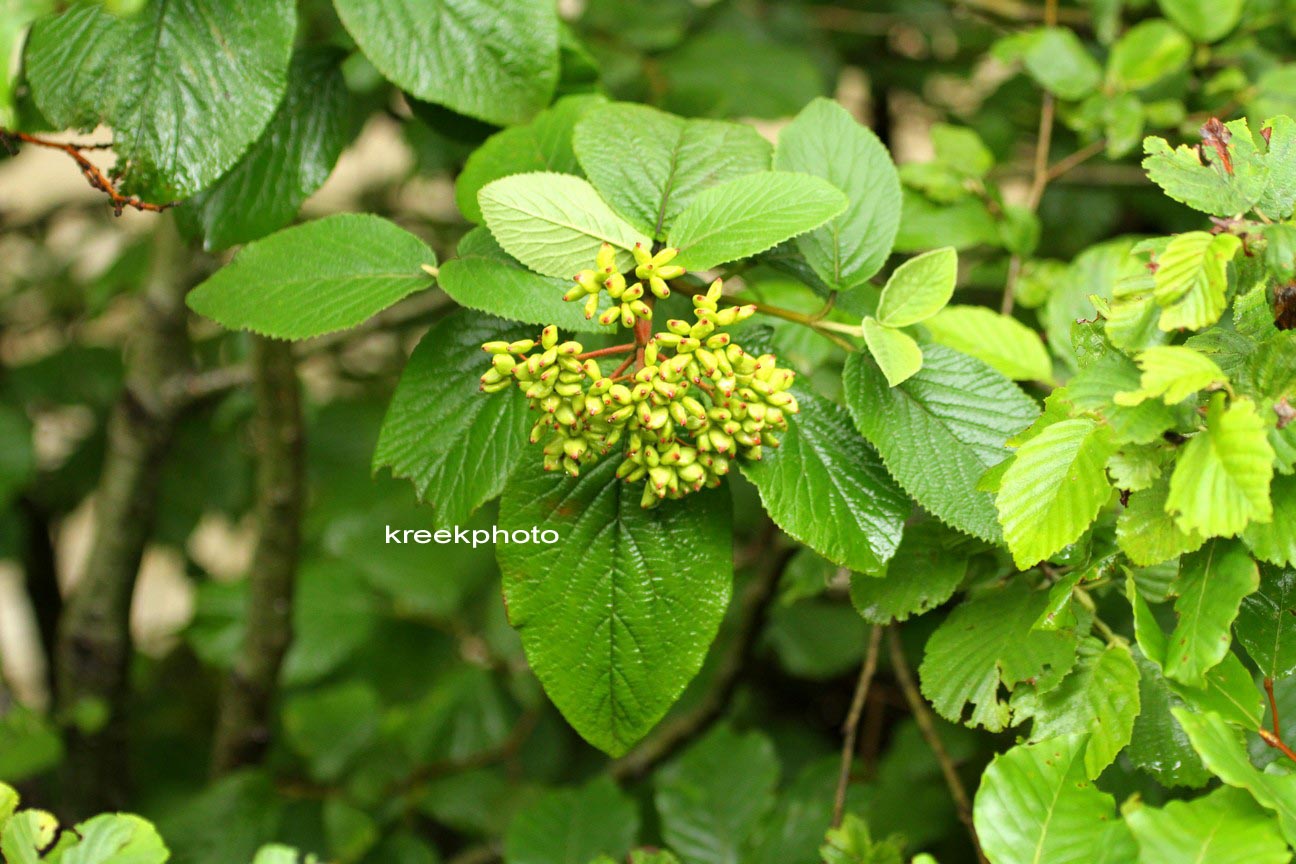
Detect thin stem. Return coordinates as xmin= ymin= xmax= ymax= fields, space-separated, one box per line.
xmin=1267 ymin=678 xmax=1282 ymax=738
xmin=576 ymin=343 xmax=635 ymax=360
xmin=0 ymin=129 xmax=178 ymax=215
xmin=833 ymin=625 xmax=883 ymax=828
xmin=609 ymin=355 xmax=635 ymax=380
xmin=1045 ymin=139 xmax=1105 ymax=183
xmin=672 ymin=284 xmax=859 ymax=352
xmin=888 ymin=625 xmax=988 ymax=864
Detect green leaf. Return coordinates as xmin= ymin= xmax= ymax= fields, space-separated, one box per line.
xmin=656 ymin=727 xmax=780 ymax=864
xmin=505 ymin=777 xmax=637 ymax=864
xmin=333 ymin=0 xmax=557 ymax=125
xmin=843 ymin=345 xmax=1040 ymax=543
xmin=667 ymin=172 xmax=848 ymax=272
xmin=437 ymin=228 xmax=613 ymax=333
xmin=1114 ymin=345 xmax=1227 ymax=406
xmin=1245 ymin=474 xmax=1296 ymax=567
xmin=1021 ymin=27 xmax=1102 ymax=100
xmin=1167 ymin=395 xmax=1275 ymax=537
xmin=575 ymin=102 xmax=772 ymax=239
xmin=773 ymin=98 xmax=902 ymax=291
xmin=1258 ymin=116 xmax=1296 ymax=219
xmin=1117 ymin=475 xmax=1206 ymax=567
xmin=61 ymin=814 xmax=169 ymax=864
xmin=1163 ymin=539 xmax=1258 ymax=685
xmin=819 ymin=815 xmax=904 ymax=864
xmin=1151 ymin=231 xmax=1240 ymax=331
xmin=498 ymin=458 xmax=732 ymax=755
xmin=2 ymin=809 xmax=60 ymax=864
xmin=478 ymin=172 xmax=650 ymax=278
xmin=282 ymin=682 xmax=380 ymax=782
xmin=26 ymin=0 xmax=295 ymax=200
xmin=373 ymin=311 xmax=530 ymax=527
xmin=0 ymin=403 xmax=34 ymax=509
xmin=1235 ymin=563 xmax=1296 ymax=679
xmin=850 ymin=521 xmax=968 ymax=624
xmin=184 ymin=48 xmax=352 ymax=250
xmin=740 ymin=383 xmax=909 ymax=575
xmin=973 ymin=734 xmax=1136 ymax=864
xmin=186 ymin=214 xmax=435 ymax=339
xmin=253 ymin=846 xmax=321 ymax=864
xmin=1013 ymin=639 xmax=1140 ymax=777
xmin=1127 ymin=785 xmax=1288 ymax=864
xmin=919 ymin=580 xmax=1078 ymax=731
xmin=875 ymin=248 xmax=957 ymax=327
xmin=455 ymin=94 xmax=605 ymax=224
xmin=1107 ymin=20 xmax=1192 ymax=91
xmin=997 ymin=418 xmax=1116 ymax=569
xmin=1155 ymin=0 xmax=1243 ymax=43
xmin=1127 ymin=648 xmax=1211 ymax=788
xmin=922 ymin=305 xmax=1051 ymax=382
xmin=1176 ymin=708 xmax=1296 ymax=845
xmin=1067 ymin=354 xmax=1177 ymax=445
xmin=1143 ymin=125 xmax=1268 ymax=218
xmin=861 ymin=317 xmax=923 ymax=387
xmin=0 ymin=1 xmax=54 ymax=127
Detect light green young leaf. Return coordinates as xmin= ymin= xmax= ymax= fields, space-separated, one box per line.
xmin=974 ymin=734 xmax=1136 ymax=864
xmin=819 ymin=814 xmax=904 ymax=864
xmin=1155 ymin=0 xmax=1243 ymax=43
xmin=1258 ymin=115 xmax=1296 ymax=219
xmin=1117 ymin=475 xmax=1206 ymax=567
xmin=186 ymin=215 xmax=435 ymax=339
xmin=667 ymin=172 xmax=848 ymax=272
xmin=1166 ymin=395 xmax=1275 ymax=538
xmin=919 ymin=580 xmax=1078 ymax=731
xmin=1152 ymin=231 xmax=1241 ymax=331
xmin=26 ymin=0 xmax=295 ymax=200
xmin=1114 ymin=345 xmax=1227 ymax=405
xmin=575 ymin=102 xmax=772 ymax=239
xmin=1143 ymin=123 xmax=1268 ymax=218
xmin=740 ymin=383 xmax=909 ymax=575
xmin=922 ymin=305 xmax=1051 ymax=382
xmin=498 ymin=459 xmax=732 ymax=756
xmin=774 ymin=98 xmax=902 ymax=291
xmin=437 ymin=228 xmax=613 ymax=333
xmin=1 ymin=809 xmax=59 ymax=864
xmin=1175 ymin=708 xmax=1296 ymax=845
xmin=253 ymin=846 xmax=321 ymax=864
xmin=334 ymin=0 xmax=558 ymax=125
xmin=1021 ymin=26 xmax=1102 ymax=100
xmin=505 ymin=777 xmax=638 ymax=864
xmin=1013 ymin=639 xmax=1140 ymax=778
xmin=1163 ymin=539 xmax=1258 ymax=685
xmin=184 ymin=48 xmax=352 ymax=251
xmin=0 ymin=783 xmax=15 ymax=829
xmin=850 ymin=521 xmax=968 ymax=624
xmin=1126 ymin=785 xmax=1288 ymax=864
xmin=875 ymin=248 xmax=957 ymax=327
xmin=1235 ymin=563 xmax=1296 ymax=679
xmin=844 ymin=345 xmax=1040 ymax=543
xmin=656 ymin=727 xmax=779 ymax=864
xmin=1067 ymin=351 xmax=1177 ymax=445
xmin=1107 ymin=20 xmax=1192 ymax=91
xmin=373 ymin=311 xmax=531 ymax=528
xmin=61 ymin=814 xmax=169 ymax=864
xmin=455 ymin=94 xmax=605 ymax=224
xmin=478 ymin=172 xmax=650 ymax=278
xmin=997 ymin=419 xmax=1116 ymax=568
xmin=861 ymin=317 xmax=923 ymax=387
xmin=1245 ymin=474 xmax=1296 ymax=567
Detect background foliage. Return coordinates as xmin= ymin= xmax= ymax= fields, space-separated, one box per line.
xmin=4 ymin=0 xmax=1296 ymax=862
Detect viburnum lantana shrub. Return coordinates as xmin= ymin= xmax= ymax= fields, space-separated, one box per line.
xmin=10 ymin=0 xmax=1296 ymax=861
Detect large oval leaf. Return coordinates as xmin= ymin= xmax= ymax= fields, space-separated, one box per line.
xmin=26 ymin=0 xmax=296 ymax=200
xmin=186 ymin=215 xmax=435 ymax=339
xmin=740 ymin=384 xmax=909 ymax=575
xmin=497 ymin=458 xmax=733 ymax=756
xmin=333 ymin=0 xmax=558 ymax=125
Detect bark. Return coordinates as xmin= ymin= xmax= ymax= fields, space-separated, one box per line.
xmin=210 ymin=336 xmax=304 ymax=775
xmin=55 ymin=215 xmax=191 ymax=816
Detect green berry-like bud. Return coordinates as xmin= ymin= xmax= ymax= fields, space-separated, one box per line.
xmin=584 ymin=294 xmax=599 ymax=319
xmin=541 ymin=325 xmax=558 ymax=349
xmin=482 ymin=341 xmax=510 ymax=354
xmin=596 ymin=242 xmax=617 ymax=272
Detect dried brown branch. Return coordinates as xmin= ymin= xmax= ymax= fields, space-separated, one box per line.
xmin=833 ymin=625 xmax=883 ymax=828
xmin=1 ymin=130 xmax=179 ymax=216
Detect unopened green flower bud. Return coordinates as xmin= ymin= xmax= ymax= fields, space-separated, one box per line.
xmin=482 ymin=340 xmax=510 ymax=354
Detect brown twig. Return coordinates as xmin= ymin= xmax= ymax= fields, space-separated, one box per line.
xmin=832 ymin=625 xmax=883 ymax=827
xmin=0 ymin=129 xmax=179 ymax=216
xmin=576 ymin=343 xmax=636 ymax=360
xmin=1267 ymin=677 xmax=1282 ymax=738
xmin=1045 ymin=139 xmax=1106 ymax=183
xmin=888 ymin=625 xmax=987 ymax=864
xmin=1259 ymin=677 xmax=1296 ymax=763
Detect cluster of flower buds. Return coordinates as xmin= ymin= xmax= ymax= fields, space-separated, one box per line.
xmin=564 ymin=242 xmax=685 ymax=327
xmin=481 ymin=254 xmax=799 ymax=507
